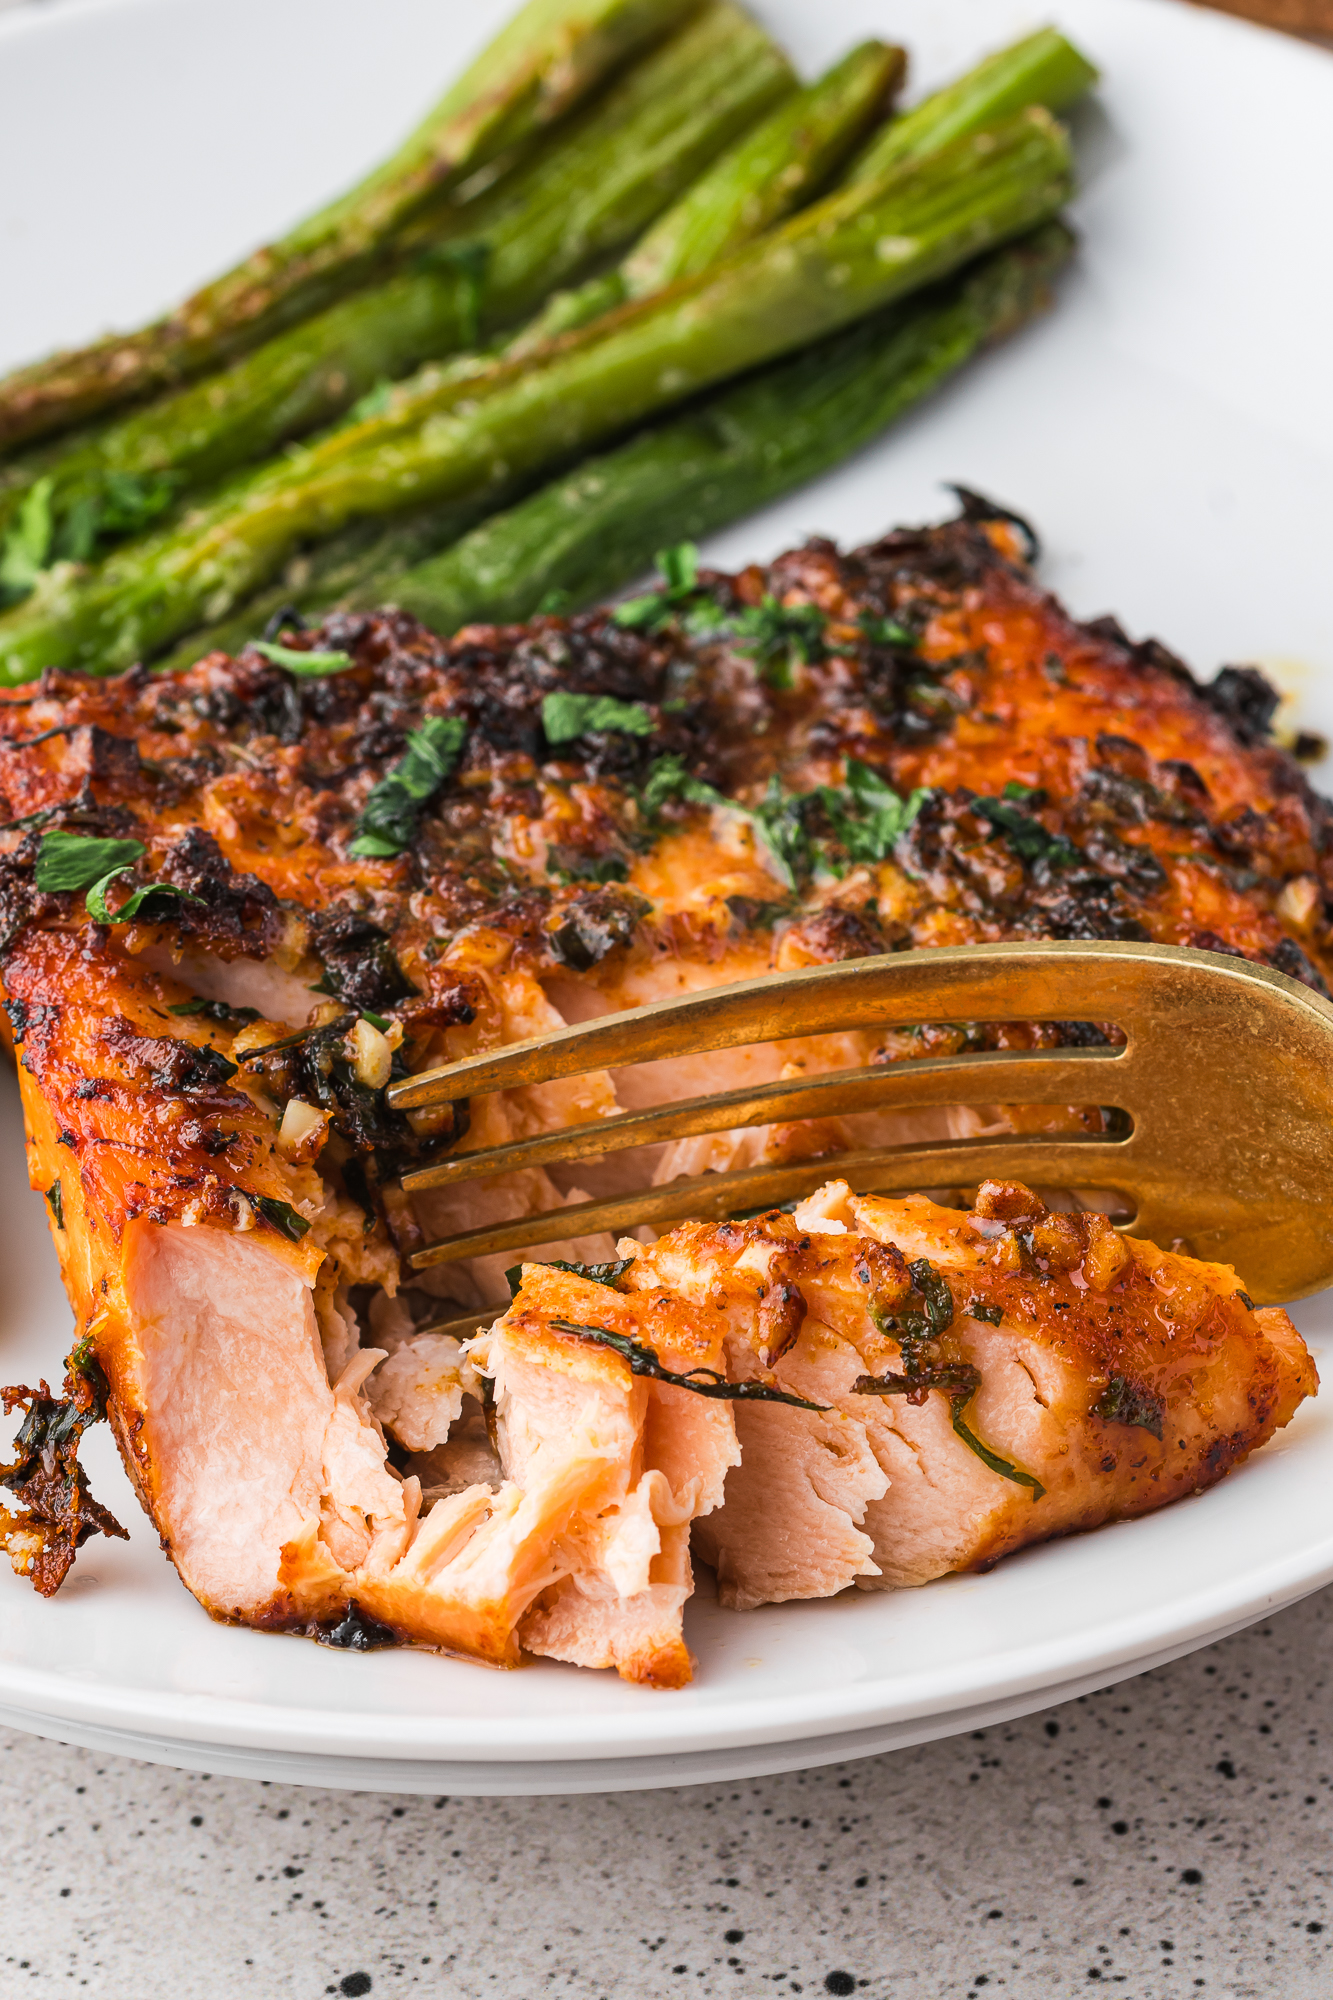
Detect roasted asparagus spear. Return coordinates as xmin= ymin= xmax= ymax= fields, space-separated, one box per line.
xmin=847 ymin=25 xmax=1098 ymax=181
xmin=0 ymin=110 xmax=1072 ymax=682
xmin=0 ymin=1 xmax=790 ymax=586
xmin=516 ymin=37 xmax=904 ymax=350
xmin=0 ymin=0 xmax=702 ymax=453
xmin=385 ymin=224 xmax=1077 ymax=632
xmin=149 ymin=40 xmax=907 ymax=666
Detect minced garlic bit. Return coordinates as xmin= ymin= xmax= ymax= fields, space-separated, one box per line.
xmin=347 ymin=1016 xmax=393 ymax=1091
xmin=1276 ymin=875 xmax=1320 ymax=928
xmin=278 ymin=1097 xmax=331 ymax=1162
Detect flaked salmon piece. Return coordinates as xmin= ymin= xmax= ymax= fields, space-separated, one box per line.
xmin=626 ymin=1178 xmax=1317 ymax=1604
xmin=354 ymin=1267 xmax=737 ymax=1682
xmin=1 ymin=498 xmax=1327 ymax=1673
xmin=690 ymin=1398 xmax=885 ymax=1609
xmin=0 ymin=930 xmax=404 ymax=1621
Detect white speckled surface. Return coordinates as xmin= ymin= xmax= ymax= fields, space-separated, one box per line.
xmin=2 ymin=1587 xmax=1329 ymax=1996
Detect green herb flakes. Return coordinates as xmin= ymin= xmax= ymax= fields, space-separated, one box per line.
xmin=859 ymin=613 xmax=916 ymax=649
xmin=252 ymin=639 xmax=354 ymax=676
xmin=251 ymin=1194 xmax=311 ymax=1242
xmin=545 ymin=1257 xmax=635 ymax=1289
xmin=35 ymin=831 xmax=145 ymax=893
xmin=728 ymin=596 xmax=826 ymax=689
xmin=1092 ymin=1373 xmax=1165 ymax=1439
xmin=613 ymin=541 xmax=701 ymax=630
xmin=86 ymin=876 xmax=202 ymax=926
xmin=45 ymin=1180 xmax=65 ymax=1231
xmin=168 ymin=999 xmax=261 ymax=1025
xmin=817 ymin=761 xmax=927 ymax=869
xmin=542 ymin=693 xmax=657 ymax=746
xmin=350 ymin=714 xmax=468 ymax=859
xmin=858 ymin=1258 xmax=1044 ymax=1498
xmin=639 ymin=754 xmax=726 ymax=818
xmin=35 ymin=829 xmax=202 ymax=927
xmin=751 ymin=777 xmax=811 ymax=891
xmin=551 ymin=1319 xmax=826 ymax=1411
xmin=972 ymin=791 xmax=1078 ymax=870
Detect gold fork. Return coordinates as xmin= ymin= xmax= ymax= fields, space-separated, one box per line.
xmin=387 ymin=939 xmax=1333 ymax=1310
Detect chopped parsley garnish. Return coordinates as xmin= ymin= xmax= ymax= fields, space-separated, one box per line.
xmin=752 ymin=764 xmax=926 ymax=889
xmin=726 ymin=596 xmax=826 ymax=690
xmin=168 ymin=999 xmax=261 ymax=1025
xmin=639 ymin=756 xmax=924 ymax=889
xmin=34 ymin=830 xmax=202 ymax=926
xmin=612 ymin=546 xmax=830 ymax=690
xmin=45 ymin=1180 xmax=64 ymax=1231
xmin=35 ymin=831 xmax=146 ymax=893
xmin=856 ymin=1259 xmax=1044 ymax=1498
xmin=87 ymin=878 xmax=202 ymax=925
xmin=613 ymin=541 xmax=702 ymax=630
xmin=542 ymin=693 xmax=657 ymax=745
xmin=971 ymin=787 xmax=1080 ymax=870
xmin=251 ymin=1194 xmax=311 ymax=1242
xmin=638 ymin=754 xmax=726 ymax=818
xmin=350 ymin=714 xmax=468 ymax=859
xmin=859 ymin=613 xmax=917 ymax=648
xmin=252 ymin=640 xmax=354 ymax=676
xmin=751 ymin=777 xmax=811 ymax=891
xmin=507 ymin=1257 xmax=635 ymax=1299
xmin=551 ymin=1319 xmax=827 ymax=1411
xmin=816 ymin=760 xmax=928 ymax=869
xmin=1092 ymin=1374 xmax=1165 ymax=1439
xmin=545 ymin=846 xmax=629 ymax=885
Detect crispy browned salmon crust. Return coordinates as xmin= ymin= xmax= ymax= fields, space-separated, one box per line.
xmin=0 ymin=501 xmax=1324 ymax=1664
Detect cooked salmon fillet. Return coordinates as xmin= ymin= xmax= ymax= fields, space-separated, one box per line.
xmin=0 ymin=496 xmax=1322 ymax=1679
xmin=634 ymin=1176 xmax=1315 ymax=1604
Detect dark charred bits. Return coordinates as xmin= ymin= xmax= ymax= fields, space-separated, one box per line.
xmin=547 ymin=886 xmax=649 ymax=971
xmin=1204 ymin=665 xmax=1281 ymax=747
xmin=239 ymin=1013 xmax=463 ymax=1208
xmin=0 ymin=1364 xmax=127 ymax=1595
xmin=947 ymin=483 xmax=1041 ymax=563
xmin=102 ymin=1018 xmax=239 ymax=1096
xmin=1267 ymin=935 xmax=1330 ymax=997
xmin=895 ymin=788 xmax=1152 ymax=944
xmin=310 ymin=908 xmax=415 ymax=1009
xmin=1093 ymin=1374 xmax=1166 ymax=1439
xmin=155 ymin=827 xmax=279 ymax=956
xmin=317 ymin=1603 xmax=398 ymax=1651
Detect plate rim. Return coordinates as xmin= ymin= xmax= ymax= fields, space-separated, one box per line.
xmin=1 ymin=0 xmax=1332 ymax=1777
xmin=1 ymin=1467 xmax=1329 ymax=1762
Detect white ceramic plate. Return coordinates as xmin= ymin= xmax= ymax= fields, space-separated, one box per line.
xmin=1 ymin=0 xmax=1331 ymax=1797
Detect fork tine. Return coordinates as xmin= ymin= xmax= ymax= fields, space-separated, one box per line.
xmin=397 ymin=940 xmax=1333 ymax=1303
xmin=412 ymin=1306 xmax=506 ymax=1340
xmin=389 ymin=938 xmax=1144 ymax=1114
xmin=408 ymin=1131 xmax=1136 ymax=1270
xmin=401 ymin=1045 xmax=1127 ymax=1194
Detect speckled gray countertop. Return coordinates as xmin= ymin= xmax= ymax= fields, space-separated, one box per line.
xmin=2 ymin=1587 xmax=1329 ymax=1997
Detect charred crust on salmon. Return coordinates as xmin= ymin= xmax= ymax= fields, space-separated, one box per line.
xmin=1 ymin=1347 xmax=128 ymax=1596
xmin=0 ymin=499 xmax=1322 ymax=1679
